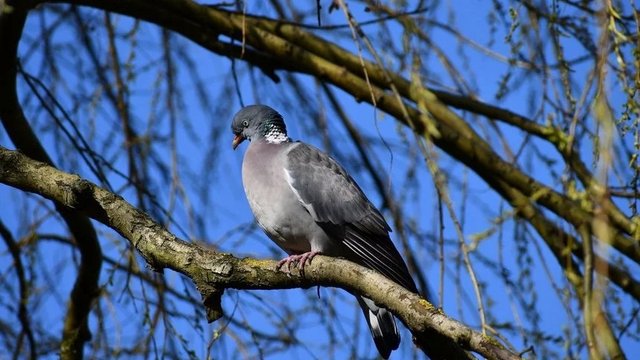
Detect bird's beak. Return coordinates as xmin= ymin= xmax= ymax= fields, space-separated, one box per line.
xmin=232 ymin=134 xmax=245 ymax=150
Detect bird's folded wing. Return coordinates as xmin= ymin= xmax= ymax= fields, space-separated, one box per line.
xmin=285 ymin=143 xmax=418 ymax=293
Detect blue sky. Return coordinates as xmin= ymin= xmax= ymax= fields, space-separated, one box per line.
xmin=1 ymin=1 xmax=638 ymax=359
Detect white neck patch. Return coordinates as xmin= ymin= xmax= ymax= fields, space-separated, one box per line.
xmin=264 ymin=128 xmax=289 ymax=144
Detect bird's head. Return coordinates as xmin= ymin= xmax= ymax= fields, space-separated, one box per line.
xmin=231 ymin=105 xmax=289 ymax=150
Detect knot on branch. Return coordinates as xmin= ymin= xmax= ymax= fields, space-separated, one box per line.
xmin=138 ymin=250 xmax=165 ymax=273
xmin=61 ymin=177 xmax=92 ymax=209
xmin=199 ymin=285 xmax=225 ymax=323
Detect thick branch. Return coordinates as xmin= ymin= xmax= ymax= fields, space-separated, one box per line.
xmin=0 ymin=146 xmax=519 ymax=360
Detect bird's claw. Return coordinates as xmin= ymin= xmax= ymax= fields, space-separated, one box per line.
xmin=276 ymin=251 xmax=320 ymax=276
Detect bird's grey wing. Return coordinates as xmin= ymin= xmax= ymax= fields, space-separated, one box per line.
xmin=285 ymin=143 xmax=418 ymax=293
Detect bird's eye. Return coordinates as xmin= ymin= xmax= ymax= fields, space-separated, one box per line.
xmin=242 ymin=120 xmax=249 ymax=127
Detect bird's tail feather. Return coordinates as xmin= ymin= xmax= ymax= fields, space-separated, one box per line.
xmin=357 ymin=296 xmax=400 ymax=359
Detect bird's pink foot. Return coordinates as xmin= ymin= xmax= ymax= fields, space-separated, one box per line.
xmin=276 ymin=251 xmax=320 ymax=275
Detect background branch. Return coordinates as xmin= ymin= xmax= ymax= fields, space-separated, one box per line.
xmin=0 ymin=4 xmax=102 ymax=359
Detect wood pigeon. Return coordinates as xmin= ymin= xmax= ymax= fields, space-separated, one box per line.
xmin=231 ymin=105 xmax=419 ymax=359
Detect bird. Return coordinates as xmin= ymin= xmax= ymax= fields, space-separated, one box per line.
xmin=231 ymin=104 xmax=419 ymax=359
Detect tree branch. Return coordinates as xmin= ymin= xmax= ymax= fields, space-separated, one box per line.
xmin=0 ymin=145 xmax=520 ymax=360
xmin=0 ymin=220 xmax=36 ymax=360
